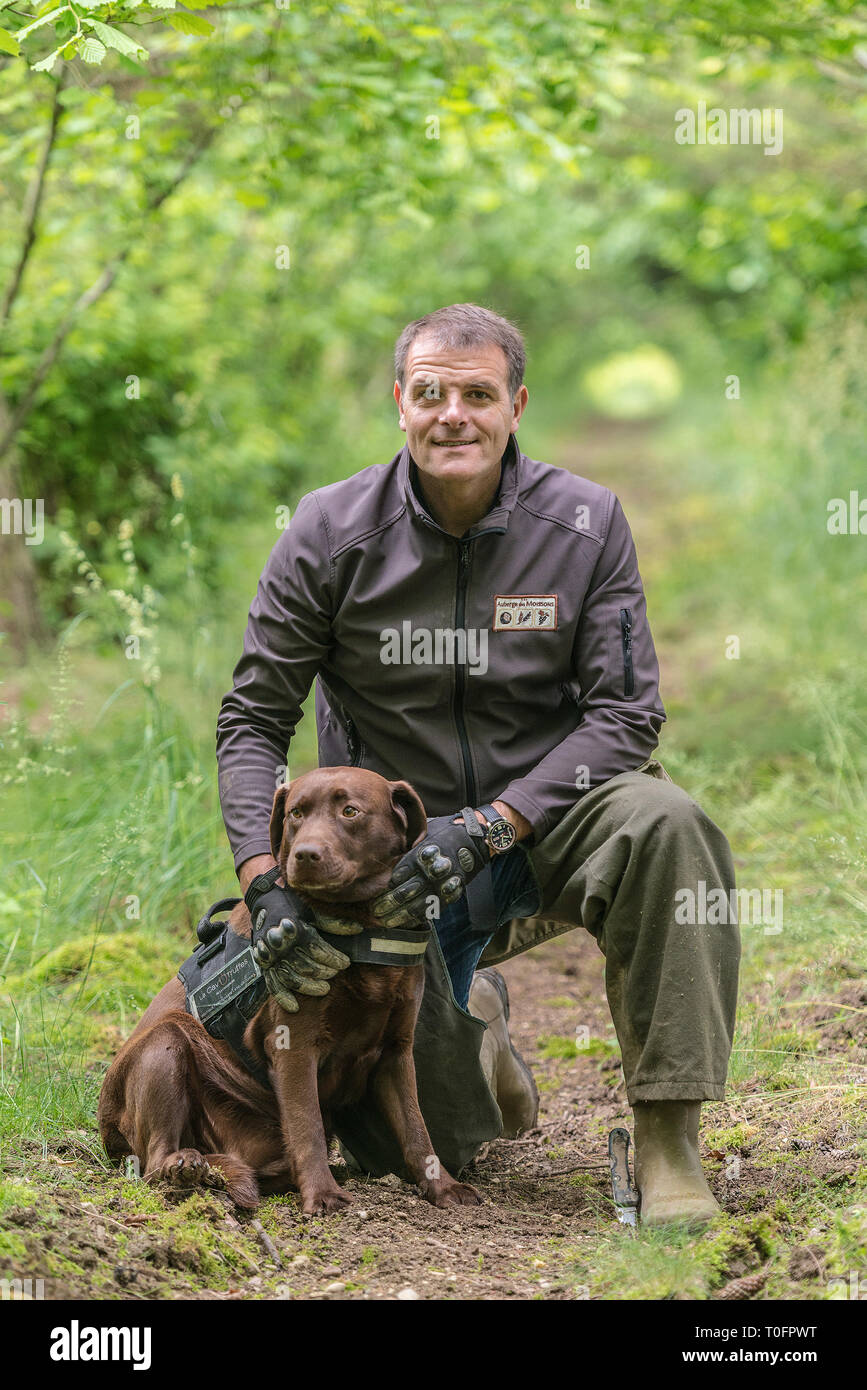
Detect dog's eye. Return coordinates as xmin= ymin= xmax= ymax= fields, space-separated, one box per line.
xmin=341 ymin=805 xmax=360 ymax=817
xmin=288 ymin=807 xmax=303 ymax=819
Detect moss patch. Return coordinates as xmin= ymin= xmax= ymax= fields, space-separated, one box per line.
xmin=537 ymin=1033 xmax=619 ymax=1061
xmin=3 ymin=931 xmax=178 ymax=1008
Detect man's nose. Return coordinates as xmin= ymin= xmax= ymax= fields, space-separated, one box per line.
xmin=438 ymin=391 xmax=468 ymax=423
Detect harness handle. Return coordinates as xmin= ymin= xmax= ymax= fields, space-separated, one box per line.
xmin=196 ymin=896 xmax=242 ymax=945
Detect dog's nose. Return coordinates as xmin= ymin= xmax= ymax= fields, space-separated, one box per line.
xmin=292 ymin=844 xmax=322 ymax=864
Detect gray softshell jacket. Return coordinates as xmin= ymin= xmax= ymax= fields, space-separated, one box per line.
xmin=214 ymin=434 xmax=666 ymax=1176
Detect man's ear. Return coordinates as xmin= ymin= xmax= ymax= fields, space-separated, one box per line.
xmin=269 ymin=784 xmax=290 ymax=861
xmin=389 ymin=780 xmax=427 ymax=849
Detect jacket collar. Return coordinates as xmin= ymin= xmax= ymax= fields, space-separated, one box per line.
xmin=399 ymin=433 xmax=521 ymax=538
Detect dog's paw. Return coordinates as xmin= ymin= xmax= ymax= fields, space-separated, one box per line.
xmin=425 ymin=1180 xmax=483 ymax=1208
xmin=300 ymin=1187 xmax=353 ymax=1217
xmin=160 ymin=1149 xmax=213 ymax=1187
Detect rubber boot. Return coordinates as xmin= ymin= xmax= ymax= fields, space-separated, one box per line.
xmin=469 ymin=968 xmax=539 ymax=1138
xmin=633 ymin=1100 xmax=720 ymax=1228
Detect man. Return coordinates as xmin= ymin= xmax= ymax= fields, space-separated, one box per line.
xmin=216 ymin=303 xmax=740 ymax=1227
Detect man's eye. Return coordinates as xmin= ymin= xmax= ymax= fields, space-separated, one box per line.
xmin=342 ymin=805 xmax=360 ymax=817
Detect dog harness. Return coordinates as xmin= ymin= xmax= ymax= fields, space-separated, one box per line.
xmin=177 ymin=896 xmax=432 ymax=1087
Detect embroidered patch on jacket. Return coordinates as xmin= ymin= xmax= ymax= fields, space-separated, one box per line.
xmin=493 ymin=595 xmax=558 ymax=630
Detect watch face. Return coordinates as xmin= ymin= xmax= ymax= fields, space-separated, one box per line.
xmin=487 ymin=819 xmax=517 ymax=853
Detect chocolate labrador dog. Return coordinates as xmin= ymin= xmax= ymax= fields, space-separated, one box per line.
xmin=98 ymin=768 xmax=481 ymax=1215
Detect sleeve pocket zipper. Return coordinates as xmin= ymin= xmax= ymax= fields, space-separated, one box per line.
xmin=620 ymin=608 xmax=635 ymax=698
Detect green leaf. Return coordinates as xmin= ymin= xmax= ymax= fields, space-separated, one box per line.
xmin=31 ymin=43 xmax=63 ymax=71
xmin=83 ymin=17 xmax=149 ymax=59
xmin=0 ymin=25 xmax=19 ymax=54
xmin=14 ymin=5 xmax=68 ymax=40
xmin=166 ymin=12 xmax=214 ymax=36
xmin=79 ymin=34 xmax=105 ymax=63
xmin=147 ymin=0 xmax=177 ymax=8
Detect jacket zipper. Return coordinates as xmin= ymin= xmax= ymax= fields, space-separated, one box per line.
xmin=620 ymin=607 xmax=635 ymax=697
xmin=453 ymin=540 xmax=477 ymax=805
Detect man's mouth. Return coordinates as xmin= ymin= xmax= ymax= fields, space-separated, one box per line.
xmin=432 ymin=439 xmax=478 ymax=448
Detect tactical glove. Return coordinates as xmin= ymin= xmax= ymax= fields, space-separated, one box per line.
xmin=369 ymin=808 xmax=490 ymax=929
xmin=244 ymin=870 xmax=362 ymax=1014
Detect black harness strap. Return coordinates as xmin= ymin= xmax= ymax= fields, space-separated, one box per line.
xmin=318 ymin=924 xmax=431 ymax=966
xmin=178 ymin=898 xmax=432 ymax=1087
xmin=178 ymin=905 xmax=270 ymax=1086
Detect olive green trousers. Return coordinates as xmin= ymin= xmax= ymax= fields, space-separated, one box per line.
xmin=334 ymin=760 xmax=741 ymax=1177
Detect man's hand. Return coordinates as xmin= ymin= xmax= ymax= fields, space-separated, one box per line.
xmin=245 ymin=874 xmax=362 ymax=1014
xmin=369 ymin=810 xmax=491 ymax=929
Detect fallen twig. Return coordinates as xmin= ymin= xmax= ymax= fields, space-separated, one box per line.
xmin=535 ymin=1163 xmax=609 ymax=1177
xmin=777 ymin=1000 xmax=867 ymax=1017
xmin=251 ymin=1218 xmax=283 ymax=1268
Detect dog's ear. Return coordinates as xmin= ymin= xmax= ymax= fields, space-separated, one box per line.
xmin=269 ymin=784 xmax=290 ymax=860
xmin=388 ymin=780 xmax=427 ymax=850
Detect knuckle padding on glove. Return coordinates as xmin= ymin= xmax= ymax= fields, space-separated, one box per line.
xmin=368 ymin=811 xmax=489 ymax=928
xmin=269 ymin=960 xmax=330 ymax=993
xmin=291 ymin=949 xmax=343 ymax=978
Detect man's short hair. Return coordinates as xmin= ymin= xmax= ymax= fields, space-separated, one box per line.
xmin=394 ymin=303 xmax=526 ymax=401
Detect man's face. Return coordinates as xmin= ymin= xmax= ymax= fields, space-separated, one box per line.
xmin=394 ymin=335 xmax=528 ymax=484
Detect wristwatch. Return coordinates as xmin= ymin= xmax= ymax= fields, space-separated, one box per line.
xmin=475 ymin=803 xmax=517 ymax=855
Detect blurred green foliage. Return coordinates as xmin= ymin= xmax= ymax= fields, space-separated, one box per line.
xmin=0 ymin=0 xmax=864 ymax=630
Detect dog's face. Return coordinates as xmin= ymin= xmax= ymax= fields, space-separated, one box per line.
xmin=269 ymin=767 xmax=427 ymax=903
